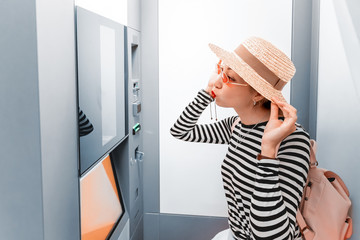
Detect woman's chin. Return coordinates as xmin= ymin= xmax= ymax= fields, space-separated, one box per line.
xmin=215 ymin=100 xmax=232 ymax=108
xmin=215 ymin=100 xmax=224 ymax=107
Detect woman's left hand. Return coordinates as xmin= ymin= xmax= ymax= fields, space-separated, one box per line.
xmin=261 ymin=97 xmax=298 ymax=157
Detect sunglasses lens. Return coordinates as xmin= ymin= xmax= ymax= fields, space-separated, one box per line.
xmin=222 ymin=73 xmax=227 ymax=83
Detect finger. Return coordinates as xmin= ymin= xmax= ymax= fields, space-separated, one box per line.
xmin=271 ymin=98 xmax=298 ymax=121
xmin=282 ymin=115 xmax=297 ymax=125
xmin=272 ymin=97 xmax=289 ymax=106
xmin=282 ymin=114 xmax=298 ymax=127
xmin=272 ymin=102 xmax=289 ymax=114
xmin=271 ymin=98 xmax=287 ymax=110
xmin=269 ymin=101 xmax=279 ymax=120
xmin=283 ymin=126 xmax=297 ymax=135
xmin=281 ymin=107 xmax=297 ymax=119
xmin=279 ymin=118 xmax=297 ymax=134
xmin=276 ymin=107 xmax=296 ymax=124
xmin=272 ymin=99 xmax=297 ymax=112
xmin=280 ymin=104 xmax=297 ymax=115
xmin=272 ymin=100 xmax=289 ymax=109
xmin=272 ymin=101 xmax=296 ymax=116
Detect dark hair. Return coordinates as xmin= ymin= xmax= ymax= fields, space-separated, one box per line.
xmin=249 ymin=86 xmax=270 ymax=109
xmin=250 ymin=86 xmax=283 ymax=115
xmin=262 ymin=99 xmax=271 ymax=109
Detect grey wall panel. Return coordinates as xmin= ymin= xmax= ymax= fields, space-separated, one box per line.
xmin=291 ymin=0 xmax=315 ymax=136
xmin=0 ymin=0 xmax=80 ymax=239
xmin=117 ymin=219 xmax=130 ymax=240
xmin=144 ymin=212 xmax=229 ymax=240
xmin=131 ymin=215 xmax=144 ymax=240
xmin=309 ymin=0 xmax=320 ymax=140
xmin=141 ymin=0 xmax=159 ymax=215
xmin=144 ymin=213 xmax=160 ymax=240
xmin=0 ymin=0 xmax=44 ymax=239
xmin=159 ymin=214 xmax=228 ymax=240
xmin=291 ymin=0 xmax=320 ymax=140
xmin=109 ymin=212 xmax=130 ymax=240
xmin=35 ymin=0 xmax=80 ymax=239
xmin=345 ymin=0 xmax=360 ymax=40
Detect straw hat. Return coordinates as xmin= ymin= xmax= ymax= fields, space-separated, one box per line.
xmin=208 ymin=36 xmax=296 ymax=103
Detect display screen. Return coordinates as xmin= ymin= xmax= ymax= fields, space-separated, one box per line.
xmin=76 ymin=6 xmax=126 ymax=174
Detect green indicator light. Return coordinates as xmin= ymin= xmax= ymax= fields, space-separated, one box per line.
xmin=132 ymin=123 xmax=141 ymax=135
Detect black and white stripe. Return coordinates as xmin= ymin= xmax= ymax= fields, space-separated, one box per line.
xmin=170 ymin=89 xmax=310 ymax=240
xmin=78 ymin=107 xmax=94 ymax=137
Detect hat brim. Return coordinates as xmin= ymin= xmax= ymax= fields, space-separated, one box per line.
xmin=208 ymin=43 xmax=287 ymax=103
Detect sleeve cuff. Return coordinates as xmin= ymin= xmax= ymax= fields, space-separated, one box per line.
xmin=199 ymin=89 xmax=215 ymax=102
xmin=257 ymin=158 xmax=279 ymax=175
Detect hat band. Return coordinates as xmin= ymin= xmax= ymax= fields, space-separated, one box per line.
xmin=234 ymin=45 xmax=287 ymax=90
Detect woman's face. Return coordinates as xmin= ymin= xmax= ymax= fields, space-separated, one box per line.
xmin=212 ymin=66 xmax=253 ymax=109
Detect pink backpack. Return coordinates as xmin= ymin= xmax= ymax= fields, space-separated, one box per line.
xmin=231 ymin=119 xmax=353 ymax=239
xmin=296 ymin=139 xmax=353 ymax=240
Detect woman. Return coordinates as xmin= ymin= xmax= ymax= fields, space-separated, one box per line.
xmin=170 ymin=37 xmax=310 ymax=240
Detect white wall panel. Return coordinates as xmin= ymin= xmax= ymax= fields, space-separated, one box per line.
xmin=75 ymin=0 xmax=127 ymax=25
xmin=159 ymin=0 xmax=293 ymax=217
xmin=317 ymin=0 xmax=360 ymax=237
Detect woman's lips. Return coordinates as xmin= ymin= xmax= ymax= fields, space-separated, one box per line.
xmin=211 ymin=91 xmax=216 ymax=98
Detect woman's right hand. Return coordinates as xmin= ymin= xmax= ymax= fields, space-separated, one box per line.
xmin=205 ymin=63 xmax=220 ymax=96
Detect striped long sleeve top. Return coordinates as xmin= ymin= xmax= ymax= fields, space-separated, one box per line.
xmin=170 ymin=89 xmax=311 ymax=240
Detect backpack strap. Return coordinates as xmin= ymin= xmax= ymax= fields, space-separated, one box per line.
xmin=345 ymin=217 xmax=353 ymax=239
xmin=309 ymin=139 xmax=318 ymax=168
xmin=296 ymin=209 xmax=315 ymax=240
xmin=231 ymin=117 xmax=241 ymax=133
xmin=296 ymin=139 xmax=317 ymax=239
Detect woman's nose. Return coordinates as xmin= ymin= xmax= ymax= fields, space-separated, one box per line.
xmin=214 ymin=74 xmax=223 ymax=89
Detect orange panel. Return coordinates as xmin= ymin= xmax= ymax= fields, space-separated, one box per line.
xmin=80 ymin=155 xmax=123 ymax=240
xmin=103 ymin=155 xmax=120 ymax=202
